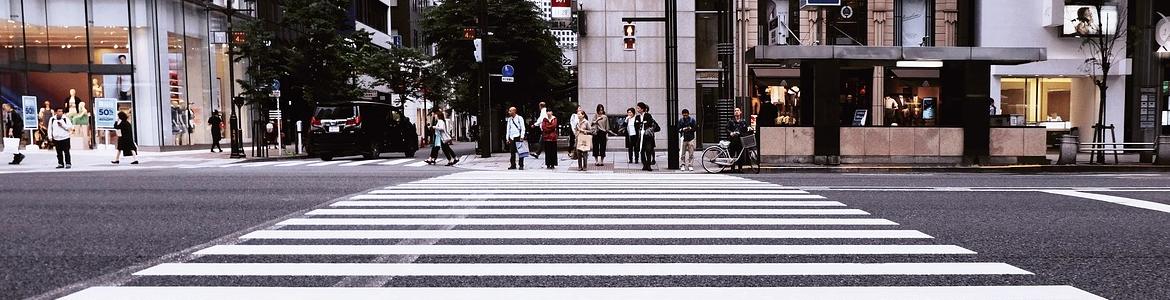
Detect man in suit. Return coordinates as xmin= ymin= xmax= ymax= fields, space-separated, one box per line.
xmin=634 ymin=102 xmax=658 ymax=171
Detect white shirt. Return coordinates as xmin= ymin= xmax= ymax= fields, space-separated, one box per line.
xmin=626 ymin=117 xmax=637 ymax=137
xmin=506 ymin=115 xmax=526 ymax=139
xmin=533 ymin=107 xmax=548 ymax=127
xmin=48 ymin=115 xmax=73 ymax=141
xmin=569 ymin=113 xmax=580 ymax=132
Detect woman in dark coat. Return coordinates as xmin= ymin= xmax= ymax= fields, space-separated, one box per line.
xmin=635 ymin=102 xmax=658 ymax=171
xmin=112 ymin=111 xmax=138 ymax=164
xmin=208 ymin=110 xmax=224 ymax=152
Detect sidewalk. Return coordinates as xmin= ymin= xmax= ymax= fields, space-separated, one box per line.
xmin=457 ymin=150 xmax=699 ymax=173
xmin=0 ymin=147 xmax=239 ymax=173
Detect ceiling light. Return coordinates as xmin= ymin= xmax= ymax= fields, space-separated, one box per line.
xmin=895 ymin=60 xmax=943 ymax=68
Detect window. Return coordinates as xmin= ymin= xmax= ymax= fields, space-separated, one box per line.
xmin=695 ymin=12 xmax=719 ymax=69
xmin=895 ymin=0 xmax=934 ymax=47
xmin=999 ymin=78 xmax=1072 ymax=125
xmin=356 ymin=0 xmax=389 ymax=33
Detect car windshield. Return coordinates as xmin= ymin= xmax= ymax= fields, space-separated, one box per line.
xmin=315 ymin=106 xmax=355 ymax=120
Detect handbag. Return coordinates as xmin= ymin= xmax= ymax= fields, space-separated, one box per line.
xmin=515 ymin=140 xmax=530 ymax=157
xmin=2 ymin=137 xmax=18 ymax=154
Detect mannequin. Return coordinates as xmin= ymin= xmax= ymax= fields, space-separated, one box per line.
xmin=73 ymin=102 xmax=91 ymax=147
xmin=171 ymin=100 xmax=185 ymax=145
xmin=65 ymin=89 xmax=80 ymax=114
xmin=91 ymin=79 xmax=104 ymax=98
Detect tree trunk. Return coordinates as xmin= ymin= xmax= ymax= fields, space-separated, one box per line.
xmin=1094 ymin=74 xmax=1108 ymax=164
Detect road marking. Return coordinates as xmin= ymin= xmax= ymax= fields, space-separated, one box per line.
xmin=386 ymin=184 xmax=792 ymax=189
xmin=369 ymin=189 xmax=809 ymax=194
xmin=340 ymin=159 xmax=387 ymax=166
xmin=276 ymin=218 xmax=901 ymax=226
xmin=306 ymin=160 xmax=346 ymax=167
xmin=271 ymin=160 xmax=316 ymax=167
xmin=330 ymin=200 xmax=847 ymax=207
xmin=1043 ymin=190 xmax=1170 ymax=214
xmin=404 ymin=160 xmax=430 ymax=167
xmin=305 ymin=208 xmax=869 ymax=215
xmin=135 ymin=262 xmax=1029 ymax=276
xmin=349 ymin=194 xmax=827 ymax=200
xmin=239 ymin=229 xmax=931 ymax=239
xmin=378 ymin=159 xmax=413 ymax=165
xmin=240 ymin=161 xmax=284 ymax=167
xmin=193 ymin=244 xmax=975 ymax=255
xmin=58 ymin=286 xmax=1108 ymax=300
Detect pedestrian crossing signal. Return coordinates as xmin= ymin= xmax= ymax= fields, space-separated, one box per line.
xmin=623 ymin=23 xmax=636 ymax=51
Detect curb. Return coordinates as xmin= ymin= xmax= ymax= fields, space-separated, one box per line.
xmin=235 ymin=155 xmax=311 ymax=163
xmin=758 ymin=165 xmax=1170 ymax=173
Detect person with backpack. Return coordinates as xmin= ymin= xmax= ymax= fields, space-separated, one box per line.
xmin=47 ymin=108 xmax=74 ymax=169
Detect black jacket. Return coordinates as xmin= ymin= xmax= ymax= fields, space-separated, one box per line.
xmin=4 ymin=110 xmax=22 ymax=139
xmin=635 ymin=113 xmax=659 ymax=149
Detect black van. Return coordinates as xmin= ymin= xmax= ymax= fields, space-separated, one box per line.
xmin=310 ymin=101 xmax=419 ymax=161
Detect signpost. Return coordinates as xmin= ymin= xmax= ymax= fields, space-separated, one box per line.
xmin=21 ymin=96 xmax=37 ymax=130
xmin=501 ymin=65 xmax=515 ymax=83
xmin=271 ymin=80 xmax=283 ymax=153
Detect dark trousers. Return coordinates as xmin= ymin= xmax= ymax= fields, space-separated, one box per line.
xmin=542 ymin=141 xmax=558 ymax=167
xmin=430 ymin=143 xmax=455 ymax=161
xmin=641 ymin=144 xmax=654 ymax=170
xmin=211 ymin=133 xmax=223 ymax=151
xmin=592 ymin=135 xmax=607 ymax=158
xmin=509 ymin=140 xmax=524 ymax=168
xmin=729 ymin=138 xmax=744 ymax=170
xmin=530 ymin=131 xmax=543 ymax=156
xmin=626 ymin=136 xmax=639 ymax=163
xmin=55 ymin=138 xmax=71 ymax=166
xmin=577 ymin=150 xmax=588 ymax=170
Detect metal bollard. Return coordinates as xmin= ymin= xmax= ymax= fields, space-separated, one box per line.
xmin=1156 ymin=136 xmax=1170 ymax=165
xmin=296 ymin=120 xmax=304 ymax=155
xmin=1057 ymin=134 xmax=1078 ymax=165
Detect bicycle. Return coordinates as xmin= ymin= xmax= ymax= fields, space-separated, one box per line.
xmin=700 ymin=134 xmax=760 ymax=174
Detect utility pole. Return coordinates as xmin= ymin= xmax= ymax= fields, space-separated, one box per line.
xmin=665 ymin=0 xmax=680 ymax=170
xmin=476 ymin=0 xmax=492 ymax=158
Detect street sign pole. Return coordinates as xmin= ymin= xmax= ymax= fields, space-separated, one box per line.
xmin=624 ymin=0 xmax=680 ymax=170
xmin=477 ymin=0 xmax=492 ymax=158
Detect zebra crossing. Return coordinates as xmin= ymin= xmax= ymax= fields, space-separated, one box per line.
xmin=59 ymin=171 xmax=1104 ymax=300
xmin=171 ymin=157 xmax=467 ymax=170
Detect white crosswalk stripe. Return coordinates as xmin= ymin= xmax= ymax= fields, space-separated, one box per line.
xmin=378 ymin=158 xmax=413 ymax=165
xmin=62 ymin=171 xmax=1103 ymax=299
xmin=339 ymin=159 xmax=387 ymax=166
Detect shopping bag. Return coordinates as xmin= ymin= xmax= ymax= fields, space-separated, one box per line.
xmin=515 ymin=140 xmax=530 ymax=157
xmin=2 ymin=138 xmax=18 ymax=154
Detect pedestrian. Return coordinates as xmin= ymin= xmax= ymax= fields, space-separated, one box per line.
xmin=540 ymin=109 xmax=558 ymax=169
xmin=635 ymin=102 xmax=658 ymax=171
xmin=592 ymin=105 xmax=609 ymax=167
xmin=425 ymin=111 xmax=458 ymax=166
xmin=208 ymin=110 xmax=224 ymax=153
xmin=679 ymin=109 xmax=698 ymax=171
xmin=47 ymin=108 xmax=73 ymax=169
xmin=38 ymin=101 xmax=52 ymax=149
xmin=623 ymin=107 xmax=639 ymax=164
xmin=574 ymin=110 xmax=592 ymax=171
xmin=505 ymin=107 xmax=526 ymax=170
xmin=111 ymin=111 xmax=138 ymax=164
xmin=567 ymin=105 xmax=582 ymax=159
xmin=3 ymin=103 xmax=25 ymax=165
xmin=530 ymin=101 xmax=548 ymax=159
xmin=727 ymin=107 xmax=753 ymax=172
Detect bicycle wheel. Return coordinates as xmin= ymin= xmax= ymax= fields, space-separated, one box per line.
xmin=700 ymin=146 xmax=729 ymax=174
xmin=745 ymin=149 xmax=761 ymax=174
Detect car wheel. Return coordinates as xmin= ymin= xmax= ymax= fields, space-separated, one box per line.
xmin=405 ymin=151 xmax=416 ymax=158
xmin=320 ymin=155 xmax=334 ymax=161
xmin=363 ymin=143 xmax=380 ymax=159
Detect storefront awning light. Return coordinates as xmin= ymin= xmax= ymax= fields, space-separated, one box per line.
xmin=896 ymin=60 xmax=943 ymax=68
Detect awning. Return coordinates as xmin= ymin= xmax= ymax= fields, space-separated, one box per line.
xmin=746 ymin=46 xmax=1047 ymax=65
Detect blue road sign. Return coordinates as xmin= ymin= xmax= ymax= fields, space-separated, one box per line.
xmin=501 ymin=65 xmax=515 ymax=77
xmin=272 ymin=80 xmax=281 ymax=91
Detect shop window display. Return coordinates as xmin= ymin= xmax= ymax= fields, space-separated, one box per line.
xmin=884 ymin=70 xmax=940 ymax=127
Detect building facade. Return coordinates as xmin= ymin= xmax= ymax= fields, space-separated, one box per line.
xmin=0 ymin=0 xmax=258 ymax=150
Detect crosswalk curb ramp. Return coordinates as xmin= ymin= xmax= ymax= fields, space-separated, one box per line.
xmin=59 ymin=171 xmax=1105 ymax=300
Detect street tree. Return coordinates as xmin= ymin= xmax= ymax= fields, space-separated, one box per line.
xmin=282 ymin=0 xmax=384 ymax=104
xmin=231 ymin=19 xmax=287 ymax=107
xmin=1076 ymin=2 xmax=1129 ymax=164
xmin=367 ymin=47 xmax=452 ymax=124
xmin=421 ymin=0 xmax=570 ymax=115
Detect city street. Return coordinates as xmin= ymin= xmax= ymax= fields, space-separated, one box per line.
xmin=3 ymin=164 xmax=1167 ymax=299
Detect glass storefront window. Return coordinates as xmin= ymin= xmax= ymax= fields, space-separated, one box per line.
xmin=999 ymin=78 xmax=1072 ymax=125
xmin=695 ymin=12 xmax=718 ymax=69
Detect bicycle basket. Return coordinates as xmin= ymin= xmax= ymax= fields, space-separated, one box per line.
xmin=740 ymin=135 xmax=757 ymax=149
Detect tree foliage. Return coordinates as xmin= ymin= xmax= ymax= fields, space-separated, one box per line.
xmin=421 ymin=0 xmax=571 ymax=115
xmin=231 ymin=19 xmax=287 ymax=107
xmin=367 ymin=47 xmax=451 ymax=108
xmin=282 ymin=0 xmax=372 ymax=104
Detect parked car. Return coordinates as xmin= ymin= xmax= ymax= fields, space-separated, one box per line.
xmin=309 ymin=101 xmax=419 ymax=161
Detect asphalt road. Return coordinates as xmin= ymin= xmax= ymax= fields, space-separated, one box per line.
xmin=3 ymin=169 xmax=1168 ymax=299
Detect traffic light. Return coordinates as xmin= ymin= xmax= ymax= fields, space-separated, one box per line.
xmin=473 ymin=38 xmax=483 ymax=63
xmin=622 ymin=23 xmax=636 ymax=51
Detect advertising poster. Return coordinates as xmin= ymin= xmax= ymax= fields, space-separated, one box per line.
xmin=551 ymin=0 xmax=571 ymax=19
xmin=21 ymin=96 xmax=37 ymax=129
xmin=95 ymin=98 xmax=118 ymax=129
